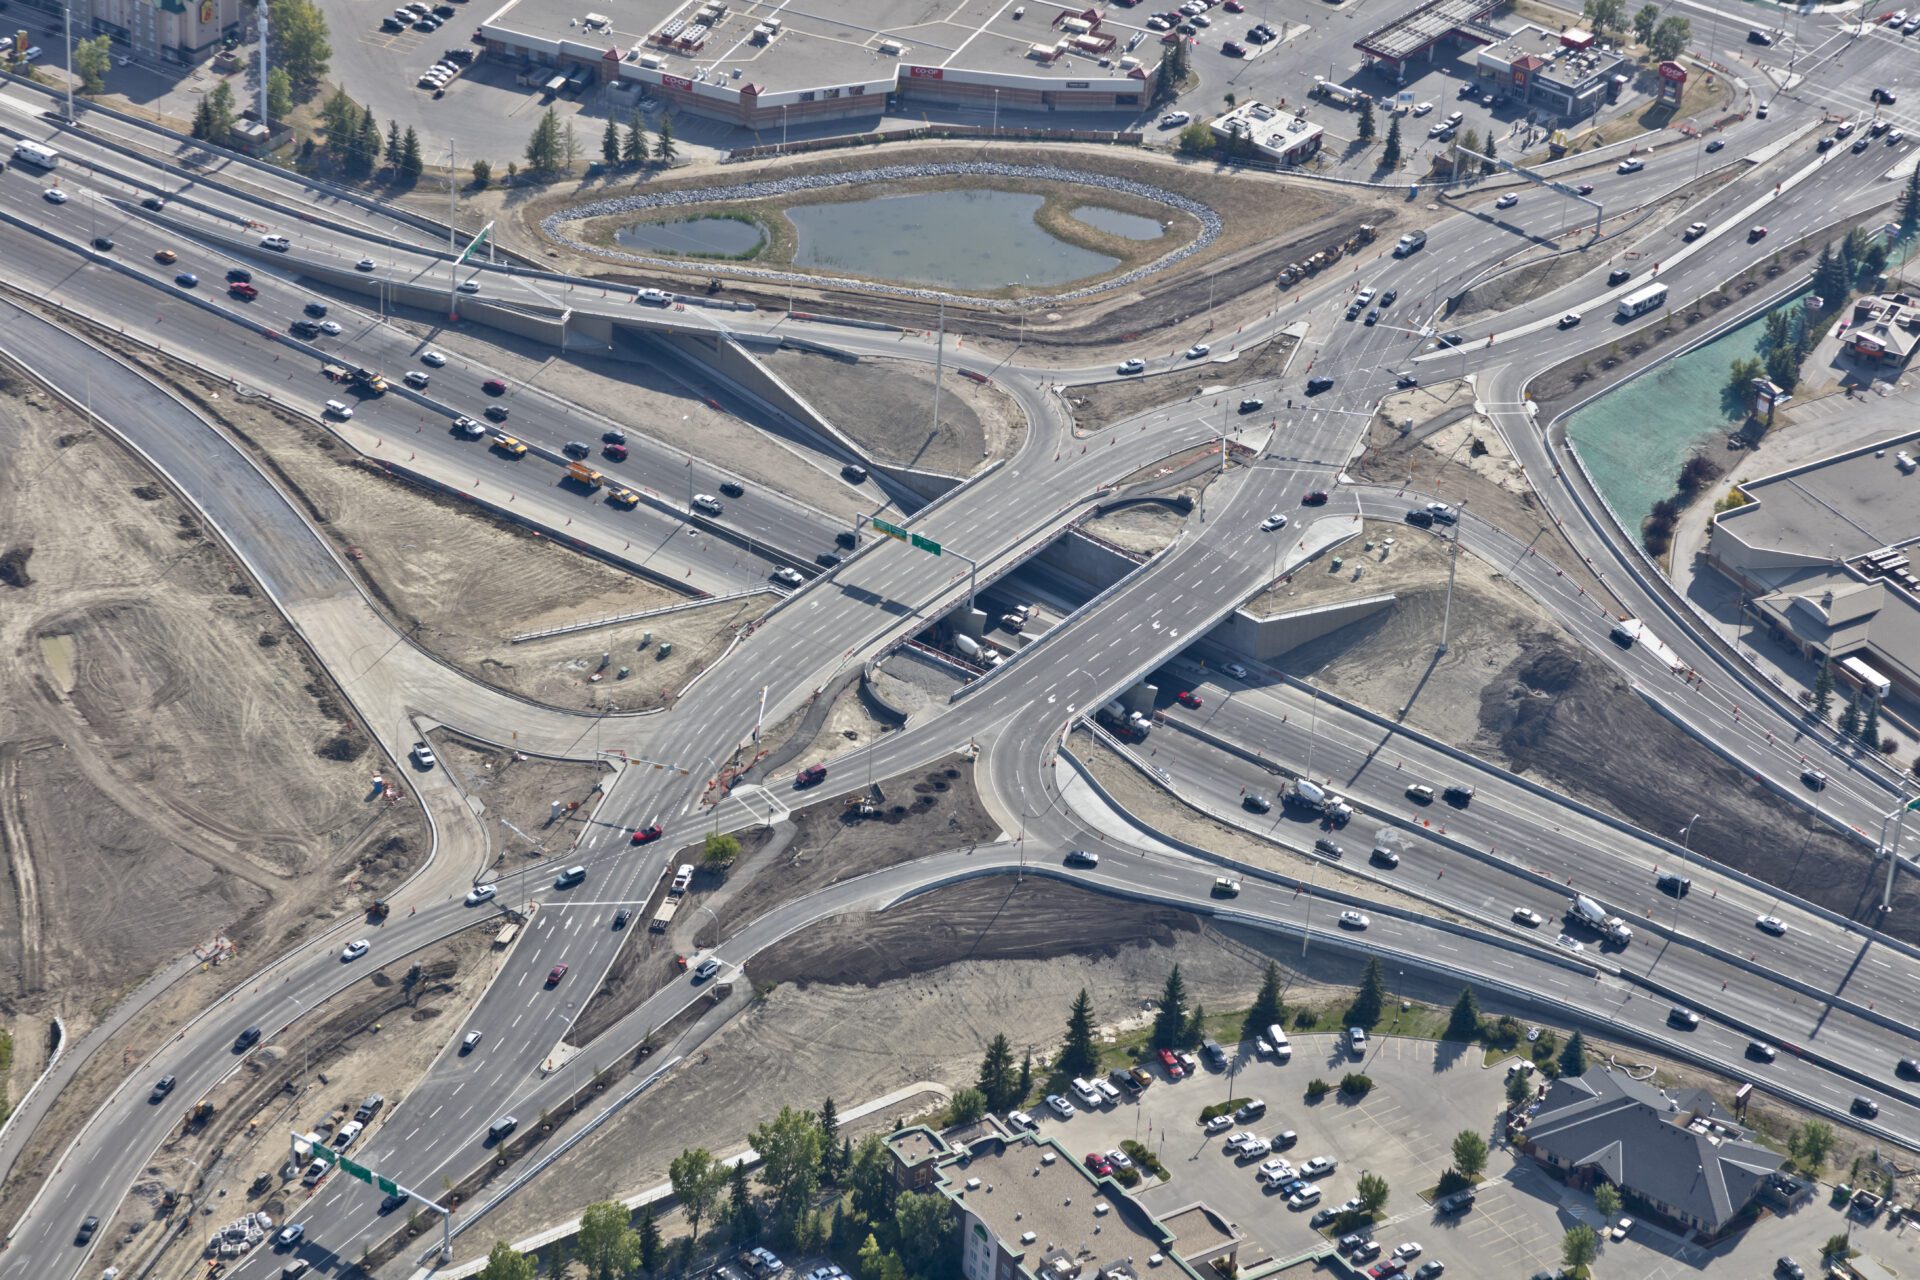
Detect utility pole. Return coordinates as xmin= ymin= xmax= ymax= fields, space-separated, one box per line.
xmin=256 ymin=0 xmax=270 ymax=131
xmin=62 ymin=3 xmax=74 ymax=122
xmin=1881 ymin=794 xmax=1918 ymax=911
xmin=1436 ymin=502 xmax=1467 ymax=655
xmin=930 ymin=299 xmax=945 ymax=444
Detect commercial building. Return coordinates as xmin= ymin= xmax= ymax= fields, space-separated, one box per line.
xmin=1207 ymin=102 xmax=1325 ymax=166
xmin=1707 ymin=429 xmax=1920 ymax=715
xmin=1847 ymin=292 xmax=1920 ymax=366
xmin=14 ymin=0 xmax=242 ymax=66
xmin=474 ymin=0 xmax=1151 ymax=131
xmin=1471 ymin=25 xmax=1627 ymax=121
xmin=1518 ymin=1069 xmax=1783 ymax=1237
xmin=883 ymin=1125 xmax=1241 ymax=1280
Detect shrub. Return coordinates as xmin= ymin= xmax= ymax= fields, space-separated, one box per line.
xmin=1305 ymin=1078 xmax=1331 ymax=1100
xmin=1435 ymin=1168 xmax=1471 ymax=1196
xmin=1340 ymin=1073 xmax=1374 ymax=1097
xmin=1121 ymin=1140 xmax=1166 ymax=1180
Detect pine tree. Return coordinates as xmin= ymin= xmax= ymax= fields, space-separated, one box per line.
xmin=355 ymin=111 xmax=381 ymax=175
xmin=1862 ymin=695 xmax=1881 ymax=747
xmin=1445 ymin=987 xmax=1480 ymax=1040
xmin=1901 ymin=165 xmax=1920 ymax=233
xmin=1381 ymin=117 xmax=1402 ymax=171
xmin=386 ymin=119 xmax=401 ymax=162
xmin=728 ymin=1160 xmax=761 ymax=1243
xmin=1357 ymin=96 xmax=1376 ymax=143
xmin=190 ymin=97 xmax=216 ymax=140
xmin=1017 ymin=1048 xmax=1033 ymax=1101
xmin=1559 ymin=1029 xmax=1589 ymax=1077
xmin=525 ymin=108 xmax=562 ymax=174
xmin=1839 ymin=693 xmax=1861 ymax=738
xmin=399 ymin=126 xmax=423 ymax=182
xmin=624 ymin=116 xmax=648 ymax=165
xmin=655 ymin=113 xmax=678 ymax=163
xmin=638 ymin=1207 xmax=662 ymax=1273
xmin=1183 ymin=1002 xmax=1207 ymax=1047
xmin=1151 ymin=965 xmax=1189 ymax=1049
xmin=1060 ymin=991 xmax=1099 ymax=1078
xmin=1481 ymin=132 xmax=1497 ymax=176
xmin=819 ymin=1098 xmax=841 ymax=1178
xmin=1245 ymin=961 xmax=1285 ymax=1038
xmin=977 ymin=1034 xmax=1017 ymax=1112
xmin=1347 ymin=959 xmax=1386 ymax=1028
xmin=1813 ymin=659 xmax=1834 ymax=720
xmin=602 ymin=115 xmax=621 ymax=165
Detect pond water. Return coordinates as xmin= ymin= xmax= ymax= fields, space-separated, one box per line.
xmin=614 ymin=216 xmax=765 ymax=257
xmin=1071 ymin=205 xmax=1166 ymax=240
xmin=1565 ymin=290 xmax=1808 ymax=528
xmin=787 ymin=189 xmax=1122 ymax=290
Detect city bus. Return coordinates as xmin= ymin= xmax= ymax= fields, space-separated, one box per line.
xmin=11 ymin=139 xmax=60 ymax=168
xmin=1616 ymin=282 xmax=1668 ymax=319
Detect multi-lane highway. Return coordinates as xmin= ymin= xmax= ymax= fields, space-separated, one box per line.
xmin=3 ymin=27 xmax=1918 ymax=1278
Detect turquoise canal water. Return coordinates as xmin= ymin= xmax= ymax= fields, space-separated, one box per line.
xmin=1565 ymin=290 xmax=1808 ymax=525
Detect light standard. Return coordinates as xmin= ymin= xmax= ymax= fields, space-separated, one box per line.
xmin=1436 ymin=500 xmax=1469 ymax=656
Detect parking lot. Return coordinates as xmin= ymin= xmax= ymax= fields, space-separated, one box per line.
xmin=1026 ymin=1034 xmax=1508 ymax=1273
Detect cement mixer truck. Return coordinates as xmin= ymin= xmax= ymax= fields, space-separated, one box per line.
xmin=1283 ymin=778 xmax=1353 ymax=826
xmin=1098 ymin=699 xmax=1152 ymax=740
xmin=1566 ymin=894 xmax=1633 ymax=948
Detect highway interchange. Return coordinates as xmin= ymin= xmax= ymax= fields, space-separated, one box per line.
xmin=4 ymin=13 xmax=1920 ymax=1277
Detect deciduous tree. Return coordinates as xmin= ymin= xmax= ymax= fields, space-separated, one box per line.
xmin=750 ymin=1105 xmax=825 ymax=1225
xmin=477 ymin=1241 xmax=538 ymax=1280
xmin=269 ymin=0 xmax=333 ymax=96
xmin=576 ymin=1201 xmax=638 ymax=1280
xmin=73 ymin=35 xmax=112 ymax=93
xmin=1451 ymin=1130 xmax=1489 ymax=1182
xmin=1562 ymin=1223 xmax=1599 ymax=1277
xmin=668 ymin=1147 xmax=726 ymax=1242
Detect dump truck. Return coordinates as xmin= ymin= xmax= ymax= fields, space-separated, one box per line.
xmin=650 ymin=863 xmax=696 ymax=932
xmin=325 ymin=364 xmax=388 ymax=396
xmin=1567 ymin=894 xmax=1633 ymax=947
xmin=565 ymin=461 xmax=604 ymax=488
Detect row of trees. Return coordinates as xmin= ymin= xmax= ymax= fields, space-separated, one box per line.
xmin=1815 ymin=660 xmax=1890 ymax=752
xmin=312 ymin=89 xmax=423 ymax=181
xmin=600 ymin=112 xmax=679 ymax=170
xmin=1584 ymin=0 xmax=1693 ymax=62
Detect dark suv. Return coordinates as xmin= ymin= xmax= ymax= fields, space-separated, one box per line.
xmin=233 ymin=1026 xmax=262 ymax=1052
xmin=1657 ymin=872 xmax=1692 ymax=897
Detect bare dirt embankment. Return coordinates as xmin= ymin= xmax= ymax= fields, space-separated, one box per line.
xmin=0 ymin=356 xmax=426 ymax=1235
xmin=763 ymin=347 xmax=1026 ymax=476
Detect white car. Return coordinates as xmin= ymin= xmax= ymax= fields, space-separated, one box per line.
xmin=772 ymin=566 xmax=805 ymax=587
xmin=1338 ymin=910 xmax=1370 ymax=929
xmin=1046 ymin=1093 xmax=1075 ymax=1119
xmin=316 ymin=320 xmax=341 ymax=336
xmin=356 ymin=257 xmax=377 ymax=271
xmin=1494 ymin=193 xmax=1519 ymax=209
xmin=1558 ymin=311 xmax=1582 ymax=328
xmin=341 ymin=939 xmax=370 ymax=961
xmin=1428 ymin=122 xmax=1451 ymax=138
xmin=1301 ymin=1156 xmax=1337 ymax=1178
xmin=457 ymin=279 xmax=481 ymax=294
xmin=405 ymin=370 xmax=430 ymax=388
xmin=1412 ymin=102 xmax=1433 ymax=116
xmin=323 ymin=399 xmax=354 ymax=420
xmin=261 ymin=234 xmax=291 ymax=250
xmin=1610 ymin=1217 xmax=1633 ymax=1241
xmin=1890 ymin=129 xmax=1906 ymax=144
xmin=1617 ymin=157 xmax=1644 ymax=173
xmin=1106 ymin=1148 xmax=1134 ymax=1171
xmin=1355 ymin=287 xmax=1376 ymax=305
xmin=1393 ymin=1242 xmax=1423 ymax=1261
xmin=43 ymin=187 xmax=69 ymax=203
xmin=1756 ymin=915 xmax=1787 ymax=936
xmin=1206 ymin=1115 xmax=1234 ymax=1135
xmin=1223 ymin=662 xmax=1249 ymax=679
xmin=1161 ymin=111 xmax=1191 ymax=127
xmin=410 ymin=740 xmax=436 ymax=767
xmin=1287 ymin=1186 xmax=1322 ymax=1209
xmin=1185 ymin=343 xmax=1211 ymax=359
xmin=1261 ymin=513 xmax=1289 ymax=530
xmin=1007 ymin=1109 xmax=1036 ymax=1131
xmin=1512 ymin=906 xmax=1543 ymax=927
xmin=1117 ymin=358 xmax=1146 ymax=375
xmin=1258 ymin=1157 xmax=1295 ymax=1182
xmin=1555 ymin=933 xmax=1585 ymax=954
xmin=421 ymin=350 xmax=448 ymax=367
xmin=454 ymin=416 xmax=486 ymax=438
xmin=465 ymin=884 xmax=498 ymax=905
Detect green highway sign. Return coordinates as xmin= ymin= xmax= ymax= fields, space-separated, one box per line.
xmin=376 ymin=1174 xmax=401 ymax=1197
xmin=911 ymin=533 xmax=942 ymax=556
xmin=872 ymin=518 xmax=908 ymax=542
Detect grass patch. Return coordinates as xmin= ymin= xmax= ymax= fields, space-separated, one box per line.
xmin=1200 ymin=1096 xmax=1254 ymax=1123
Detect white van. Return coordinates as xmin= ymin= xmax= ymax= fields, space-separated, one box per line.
xmin=323 ymin=399 xmax=353 ymax=419
xmin=1267 ymin=1024 xmax=1292 ymax=1059
xmin=1094 ymin=1077 xmax=1122 ymax=1105
xmin=1071 ymin=1076 xmax=1102 ymax=1107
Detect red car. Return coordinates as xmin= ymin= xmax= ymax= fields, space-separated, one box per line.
xmin=1084 ymin=1152 xmax=1113 ymax=1176
xmin=482 ymin=378 xmax=508 ymax=395
xmin=1367 ymin=1262 xmax=1406 ymax=1280
xmin=795 ymin=763 xmax=828 ymax=788
xmin=1176 ymin=691 xmax=1202 ymax=709
xmin=1749 ymin=225 xmax=1768 ymax=241
xmin=604 ymin=443 xmax=629 ymax=461
xmin=1303 ymin=490 xmax=1329 ymax=505
xmin=1158 ymin=1048 xmax=1185 ymax=1079
xmin=546 ymin=963 xmax=569 ymax=986
xmin=631 ymin=825 xmax=662 ymax=845
xmin=1224 ymin=0 xmax=1245 ymax=9
xmin=228 ymin=281 xmax=258 ymax=300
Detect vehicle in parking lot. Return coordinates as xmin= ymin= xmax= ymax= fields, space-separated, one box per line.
xmin=1287 ymin=1185 xmax=1322 ymax=1209
xmin=1300 ymin=1155 xmax=1336 ymax=1177
xmin=1159 ymin=1047 xmax=1186 ymax=1079
xmin=1367 ymin=1261 xmax=1405 ymax=1280
xmin=1161 ymin=111 xmax=1191 ymax=127
xmin=1349 ymin=1026 xmax=1368 ymax=1053
xmin=1084 ymin=1151 xmax=1111 ymax=1176
xmin=1413 ymin=1264 xmax=1445 ymax=1280
xmin=1776 ymin=1259 xmax=1805 ymax=1279
xmin=1047 ymin=1093 xmax=1075 ymax=1118
xmin=1007 ymin=1108 xmax=1037 ymax=1131
xmin=1344 ymin=1236 xmax=1380 ymax=1261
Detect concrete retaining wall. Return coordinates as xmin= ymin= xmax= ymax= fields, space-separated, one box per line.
xmin=1211 ymin=594 xmax=1396 ymax=662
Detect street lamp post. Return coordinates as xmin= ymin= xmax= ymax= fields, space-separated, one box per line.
xmin=1437 ymin=501 xmax=1468 ymax=655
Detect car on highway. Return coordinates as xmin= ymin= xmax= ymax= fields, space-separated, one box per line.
xmin=1494 ymin=193 xmax=1519 ymax=210
xmin=140 ymin=195 xmax=167 ymax=210
xmin=1175 ymin=690 xmax=1202 ymax=708
xmin=1185 ymin=343 xmax=1211 ymax=359
xmin=458 ymin=279 xmax=482 ymax=294
xmin=1899 ymin=1057 xmax=1920 ymax=1079
xmin=1436 ymin=331 xmax=1465 ymax=347
xmin=546 ymin=963 xmax=569 ymax=986
xmin=795 ymin=762 xmax=828 ymax=788
xmin=323 ymin=399 xmax=353 ymax=420
xmin=1239 ymin=396 xmax=1264 ymax=413
xmin=404 ymin=370 xmax=430 ymax=389
xmin=1364 ymin=308 xmax=1381 ymax=325
xmin=410 ymin=740 xmax=436 ymax=768
xmin=1756 ymin=914 xmax=1787 ymax=935
xmin=693 ymin=956 xmax=723 ymax=982
xmin=1658 ymin=872 xmax=1692 ymax=897
xmin=1749 ymin=225 xmax=1769 ymax=241
xmin=43 ymin=187 xmax=69 ymax=203
xmin=1891 ymin=129 xmax=1906 ymax=143
xmin=1301 ymin=490 xmax=1329 ymax=506
xmin=1243 ymin=793 xmax=1272 ymax=813
xmin=1747 ymin=1040 xmax=1778 ymax=1062
xmin=1065 ymin=849 xmax=1100 ymax=867
xmin=603 ymin=442 xmax=629 ymax=462
xmin=1223 ymin=662 xmax=1249 ymax=679
xmin=226 ymin=280 xmax=258 ymax=299
xmin=152 ymin=248 xmax=177 ymax=264
xmin=1047 ymin=1092 xmax=1076 ymax=1118
xmin=1668 ymin=1005 xmax=1700 ymax=1029
xmin=1315 ymin=838 xmax=1343 ymax=858
xmin=379 ymin=1191 xmax=412 ymax=1215
xmin=1852 ymin=1095 xmax=1880 ymax=1117
xmin=420 ymin=351 xmax=448 ymax=368
xmin=1617 ymin=157 xmax=1644 ymax=173
xmin=1117 ymin=358 xmax=1146 ymax=374
xmin=773 ymin=566 xmax=805 ymax=587
xmin=1575 ymin=182 xmax=1595 ymax=195
xmin=175 ymin=272 xmax=198 ymax=287
xmin=357 ymin=257 xmax=378 ymax=271
xmin=341 ymin=939 xmax=369 ymax=962
xmin=482 ymin=378 xmax=508 ymax=395
xmin=1705 ymin=138 xmax=1725 ymax=152
xmin=303 ymin=301 xmax=328 ymax=319
xmin=1800 ymin=768 xmax=1828 ymax=790
xmin=1262 ymin=513 xmax=1290 ymax=530
xmin=1555 ymin=933 xmax=1585 ymax=954
xmin=1684 ymin=221 xmax=1708 ymax=240
xmin=1370 ymin=847 xmax=1400 ymax=868
xmin=1305 ymin=375 xmax=1334 ymax=393
xmin=234 ymin=1026 xmax=262 ymax=1052
xmin=1558 ymin=311 xmax=1582 ymax=328
xmin=1338 ymin=910 xmax=1370 ymax=930
xmin=92 ymin=236 xmax=114 ymax=252
xmin=261 ymin=234 xmax=291 ymax=251
xmin=464 ymin=884 xmax=497 ymax=906
xmin=1512 ymin=907 xmax=1543 ymax=927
